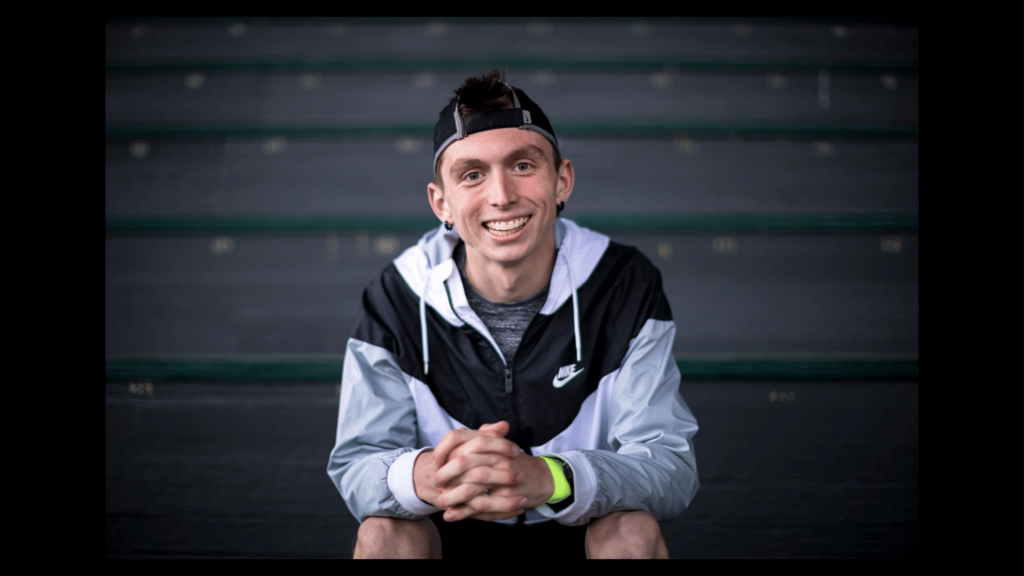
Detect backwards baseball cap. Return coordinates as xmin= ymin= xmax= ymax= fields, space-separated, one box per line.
xmin=432 ymin=84 xmax=560 ymax=176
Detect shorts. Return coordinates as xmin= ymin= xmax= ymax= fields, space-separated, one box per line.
xmin=429 ymin=511 xmax=590 ymax=560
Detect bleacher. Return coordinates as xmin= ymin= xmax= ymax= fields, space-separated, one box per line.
xmin=105 ymin=17 xmax=918 ymax=558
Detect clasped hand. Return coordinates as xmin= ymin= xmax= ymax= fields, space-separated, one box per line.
xmin=413 ymin=421 xmax=554 ymax=522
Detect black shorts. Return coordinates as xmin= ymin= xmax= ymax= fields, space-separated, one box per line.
xmin=429 ymin=511 xmax=589 ymax=560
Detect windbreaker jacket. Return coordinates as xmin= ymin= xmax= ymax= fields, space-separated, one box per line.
xmin=327 ymin=218 xmax=699 ymax=527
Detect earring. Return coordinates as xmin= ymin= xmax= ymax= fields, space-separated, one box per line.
xmin=444 ymin=221 xmax=453 ymax=231
xmin=556 ymin=201 xmax=565 ymax=214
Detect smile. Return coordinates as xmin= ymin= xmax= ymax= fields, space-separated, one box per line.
xmin=483 ymin=215 xmax=531 ymax=236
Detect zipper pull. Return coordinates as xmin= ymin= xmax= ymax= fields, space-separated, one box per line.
xmin=504 ymin=367 xmax=513 ymax=393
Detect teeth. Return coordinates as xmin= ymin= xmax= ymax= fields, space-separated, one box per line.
xmin=485 ymin=216 xmax=529 ymax=233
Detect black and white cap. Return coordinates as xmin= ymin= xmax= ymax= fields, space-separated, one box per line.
xmin=432 ymin=86 xmax=560 ymax=175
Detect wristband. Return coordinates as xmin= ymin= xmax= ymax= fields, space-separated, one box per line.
xmin=541 ymin=456 xmax=571 ymax=504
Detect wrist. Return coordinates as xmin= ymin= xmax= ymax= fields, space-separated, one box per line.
xmin=539 ymin=455 xmax=575 ymax=513
xmin=535 ymin=455 xmax=555 ymax=502
xmin=540 ymin=456 xmax=571 ymax=504
xmin=413 ymin=449 xmax=438 ymax=506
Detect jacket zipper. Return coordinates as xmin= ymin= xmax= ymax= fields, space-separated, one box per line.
xmin=506 ymin=366 xmax=520 ymax=438
xmin=444 ymin=279 xmax=526 ymax=527
xmin=443 ymin=280 xmax=522 ymax=431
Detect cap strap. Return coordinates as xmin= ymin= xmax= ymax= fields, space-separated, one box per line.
xmin=509 ymin=85 xmax=522 ymax=109
xmin=453 ymin=96 xmax=465 ymax=138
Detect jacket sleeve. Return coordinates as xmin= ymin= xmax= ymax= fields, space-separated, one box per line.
xmin=326 ymin=336 xmax=444 ymax=523
xmin=537 ymin=318 xmax=700 ymax=526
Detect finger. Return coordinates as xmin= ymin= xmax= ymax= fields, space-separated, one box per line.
xmin=478 ymin=421 xmax=510 ymax=437
xmin=480 ymin=484 xmax=522 ymax=499
xmin=432 ymin=427 xmax=511 ymax=469
xmin=445 ymin=494 xmax=526 ymax=522
xmin=442 ymin=462 xmax=521 ymax=489
xmin=436 ymin=480 xmax=489 ymax=509
xmin=435 ymin=453 xmax=512 ymax=486
xmin=445 ymin=501 xmax=519 ymax=523
xmin=442 ymin=503 xmax=478 ymax=522
xmin=448 ymin=434 xmax=521 ymax=462
xmin=432 ymin=428 xmax=475 ymax=469
xmin=460 ymin=494 xmax=526 ymax=515
xmin=468 ymin=509 xmax=526 ymax=522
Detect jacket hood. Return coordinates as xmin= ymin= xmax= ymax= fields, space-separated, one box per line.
xmin=393 ymin=218 xmax=610 ymax=369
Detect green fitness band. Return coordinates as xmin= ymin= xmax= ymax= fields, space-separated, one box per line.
xmin=541 ymin=456 xmax=571 ymax=504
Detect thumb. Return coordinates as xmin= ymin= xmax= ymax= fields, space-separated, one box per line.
xmin=479 ymin=421 xmax=510 ymax=437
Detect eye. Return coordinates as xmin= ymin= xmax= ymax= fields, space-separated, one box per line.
xmin=464 ymin=171 xmax=482 ymax=182
xmin=515 ymin=162 xmax=531 ymax=171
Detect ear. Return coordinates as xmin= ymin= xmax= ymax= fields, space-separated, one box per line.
xmin=554 ymin=158 xmax=575 ymax=206
xmin=427 ymin=181 xmax=452 ymax=224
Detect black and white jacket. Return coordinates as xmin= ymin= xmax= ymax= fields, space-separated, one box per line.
xmin=327 ymin=218 xmax=699 ymax=526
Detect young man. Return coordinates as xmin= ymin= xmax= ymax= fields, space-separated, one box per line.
xmin=327 ymin=69 xmax=699 ymax=559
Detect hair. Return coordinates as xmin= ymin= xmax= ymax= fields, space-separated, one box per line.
xmin=434 ymin=68 xmax=562 ymax=188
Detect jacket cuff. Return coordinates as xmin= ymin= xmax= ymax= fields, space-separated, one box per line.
xmin=386 ymin=447 xmax=443 ymax=517
xmin=533 ymin=451 xmax=597 ymax=525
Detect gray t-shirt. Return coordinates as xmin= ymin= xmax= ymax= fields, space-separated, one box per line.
xmin=454 ymin=241 xmax=549 ymax=364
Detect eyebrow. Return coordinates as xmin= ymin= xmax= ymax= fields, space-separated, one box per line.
xmin=447 ymin=145 xmax=548 ymax=181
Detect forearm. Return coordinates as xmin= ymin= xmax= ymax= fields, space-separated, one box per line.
xmin=327 ymin=338 xmax=440 ymax=522
xmin=554 ymin=318 xmax=699 ymax=524
xmin=329 ymin=445 xmax=422 ymax=523
xmin=534 ymin=446 xmax=698 ymax=526
xmin=328 ymin=445 xmax=445 ymax=524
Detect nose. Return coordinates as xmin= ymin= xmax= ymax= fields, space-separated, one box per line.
xmin=488 ymin=172 xmax=519 ymax=208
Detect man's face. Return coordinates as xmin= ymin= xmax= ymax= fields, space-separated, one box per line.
xmin=428 ymin=128 xmax=574 ymax=268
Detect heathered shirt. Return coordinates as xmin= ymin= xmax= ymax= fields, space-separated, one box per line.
xmin=454 ymin=241 xmax=550 ymax=364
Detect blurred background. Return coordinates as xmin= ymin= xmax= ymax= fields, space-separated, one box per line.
xmin=105 ymin=17 xmax=918 ymax=558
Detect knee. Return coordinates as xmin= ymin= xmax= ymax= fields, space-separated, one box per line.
xmin=356 ymin=517 xmax=399 ymax=550
xmin=354 ymin=517 xmax=439 ymax=559
xmin=586 ymin=511 xmax=668 ymax=559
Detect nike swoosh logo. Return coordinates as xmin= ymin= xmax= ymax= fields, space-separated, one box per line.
xmin=553 ymin=367 xmax=584 ymax=389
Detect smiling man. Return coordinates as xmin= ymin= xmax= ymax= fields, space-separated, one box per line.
xmin=328 ymin=69 xmax=699 ymax=559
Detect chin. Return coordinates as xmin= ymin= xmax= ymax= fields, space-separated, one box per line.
xmin=477 ymin=241 xmax=532 ymax=265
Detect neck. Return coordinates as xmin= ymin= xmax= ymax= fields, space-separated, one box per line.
xmin=464 ymin=232 xmax=557 ymax=303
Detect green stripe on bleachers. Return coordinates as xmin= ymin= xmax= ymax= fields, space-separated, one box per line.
xmin=105 ymin=120 xmax=918 ymax=141
xmin=104 ymin=213 xmax=918 ymax=235
xmin=105 ymin=356 xmax=918 ymax=382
